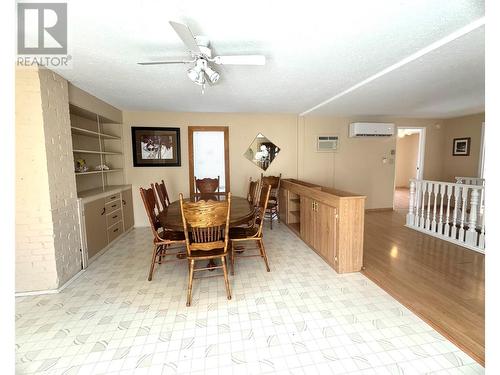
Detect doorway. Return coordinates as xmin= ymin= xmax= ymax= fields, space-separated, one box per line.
xmin=393 ymin=127 xmax=426 ymax=210
xmin=188 ymin=126 xmax=230 ymax=196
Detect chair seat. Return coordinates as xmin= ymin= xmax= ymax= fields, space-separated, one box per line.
xmin=229 ymin=226 xmax=259 ymax=239
xmin=158 ymin=230 xmax=185 ymax=241
xmin=189 ymin=248 xmax=227 ymax=259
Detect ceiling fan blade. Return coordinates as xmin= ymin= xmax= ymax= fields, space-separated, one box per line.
xmin=169 ymin=21 xmax=200 ymax=53
xmin=137 ymin=59 xmax=194 ymax=65
xmin=213 ymin=55 xmax=265 ymax=65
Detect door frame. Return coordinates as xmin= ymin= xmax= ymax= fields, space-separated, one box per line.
xmin=188 ymin=126 xmax=230 ymax=196
xmin=393 ymin=126 xmax=426 ymax=209
xmin=395 ymin=126 xmax=426 ymax=180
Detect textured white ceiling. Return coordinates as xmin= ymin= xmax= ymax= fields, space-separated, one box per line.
xmin=53 ymin=0 xmax=485 ymax=117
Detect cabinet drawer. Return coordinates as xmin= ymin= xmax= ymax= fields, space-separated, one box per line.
xmin=105 ymin=192 xmax=121 ymax=204
xmin=106 ymin=210 xmax=123 ymax=228
xmin=107 ymin=221 xmax=123 ymax=243
xmin=105 ymin=200 xmax=121 ymax=213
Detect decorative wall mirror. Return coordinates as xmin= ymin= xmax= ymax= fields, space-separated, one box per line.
xmin=244 ymin=133 xmax=281 ymax=171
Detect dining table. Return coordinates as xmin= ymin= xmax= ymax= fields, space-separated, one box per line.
xmin=158 ymin=194 xmax=255 ymax=267
xmin=158 ymin=194 xmax=255 ymax=231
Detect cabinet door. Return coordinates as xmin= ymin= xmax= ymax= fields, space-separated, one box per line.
xmin=84 ymin=198 xmax=108 ymax=259
xmin=315 ymin=202 xmax=337 ymax=263
xmin=278 ymin=188 xmax=288 ymax=224
xmin=300 ymin=196 xmax=314 ymax=247
xmin=122 ymin=188 xmax=134 ymax=231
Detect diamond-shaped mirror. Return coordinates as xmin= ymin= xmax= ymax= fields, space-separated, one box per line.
xmin=244 ymin=133 xmax=281 ymax=171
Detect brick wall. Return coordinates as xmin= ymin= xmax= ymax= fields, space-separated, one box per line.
xmin=39 ymin=69 xmax=81 ymax=287
xmin=15 ymin=68 xmax=81 ymax=293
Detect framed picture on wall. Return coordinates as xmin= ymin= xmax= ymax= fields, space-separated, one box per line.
xmin=131 ymin=127 xmax=181 ymax=167
xmin=452 ymin=137 xmax=471 ymax=156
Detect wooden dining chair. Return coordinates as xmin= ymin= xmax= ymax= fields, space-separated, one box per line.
xmin=195 ymin=176 xmax=220 ymax=194
xmin=179 ymin=192 xmax=232 ymax=306
xmin=153 ymin=179 xmax=171 ymax=210
xmin=260 ymin=173 xmax=282 ymax=229
xmin=247 ymin=177 xmax=261 ymax=207
xmin=140 ymin=187 xmax=186 ymax=281
xmin=229 ymin=184 xmax=272 ymax=275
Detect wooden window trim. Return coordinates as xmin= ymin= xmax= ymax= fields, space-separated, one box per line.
xmin=188 ymin=126 xmax=230 ymax=196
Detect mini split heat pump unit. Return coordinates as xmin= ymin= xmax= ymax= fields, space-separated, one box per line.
xmin=349 ymin=122 xmax=395 ymax=137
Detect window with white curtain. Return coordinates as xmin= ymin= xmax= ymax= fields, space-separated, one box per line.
xmin=193 ymin=131 xmax=226 ymax=191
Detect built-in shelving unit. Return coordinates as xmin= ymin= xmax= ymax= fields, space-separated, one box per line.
xmin=70 ymin=126 xmax=120 ymax=140
xmin=73 ymin=149 xmax=122 ymax=155
xmin=75 ymin=169 xmax=123 ymax=176
xmin=69 ymin=104 xmax=125 ymax=194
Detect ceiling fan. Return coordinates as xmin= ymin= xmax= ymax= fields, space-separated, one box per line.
xmin=138 ymin=21 xmax=266 ymax=93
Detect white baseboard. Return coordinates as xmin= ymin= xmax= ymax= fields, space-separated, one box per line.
xmin=15 ymin=268 xmax=86 ymax=297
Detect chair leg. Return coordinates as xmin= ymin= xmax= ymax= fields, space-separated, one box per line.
xmin=186 ymin=259 xmax=195 ymax=307
xmin=258 ymin=239 xmax=271 ymax=272
xmin=221 ymin=256 xmax=232 ymax=300
xmin=230 ymin=241 xmax=235 ymax=276
xmin=148 ymin=243 xmax=158 ymax=281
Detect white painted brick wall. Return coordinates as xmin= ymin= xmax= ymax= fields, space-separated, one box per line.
xmin=15 ymin=68 xmax=81 ymax=293
xmin=38 ymin=69 xmax=81 ymax=288
xmin=15 ymin=68 xmax=58 ymax=292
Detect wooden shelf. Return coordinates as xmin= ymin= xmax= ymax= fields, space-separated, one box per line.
xmin=289 ymin=222 xmax=300 ymax=235
xmin=71 ymin=126 xmax=120 ymax=140
xmin=75 ymin=169 xmax=123 ymax=176
xmin=289 ymin=210 xmax=301 ymax=216
xmin=290 ymin=198 xmax=300 ymax=203
xmin=73 ymin=149 xmax=122 ymax=155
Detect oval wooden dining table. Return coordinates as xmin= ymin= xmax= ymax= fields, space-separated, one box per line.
xmin=158 ymin=195 xmax=254 ymax=231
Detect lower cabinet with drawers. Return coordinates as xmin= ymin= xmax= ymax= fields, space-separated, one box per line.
xmin=78 ymin=185 xmax=134 ymax=265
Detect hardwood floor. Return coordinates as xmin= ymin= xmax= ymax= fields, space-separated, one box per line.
xmin=363 ymin=210 xmax=485 ymax=366
xmin=393 ymin=187 xmax=409 ymax=209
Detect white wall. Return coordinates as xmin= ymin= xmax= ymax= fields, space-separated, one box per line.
xmin=297 ymin=116 xmax=445 ymax=209
xmin=122 ymin=111 xmax=298 ymax=227
xmin=16 ymin=68 xmax=81 ymax=293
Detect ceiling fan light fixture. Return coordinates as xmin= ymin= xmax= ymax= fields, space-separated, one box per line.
xmin=204 ymin=65 xmax=220 ymax=83
xmin=187 ymin=60 xmax=205 ymax=85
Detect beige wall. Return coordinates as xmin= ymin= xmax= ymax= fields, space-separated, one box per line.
xmin=122 ymin=111 xmax=298 ymax=226
xmin=16 ymin=68 xmax=81 ymax=292
xmin=395 ymin=133 xmax=419 ymax=188
xmin=297 ymin=116 xmax=445 ymax=209
xmin=441 ymin=113 xmax=484 ymax=182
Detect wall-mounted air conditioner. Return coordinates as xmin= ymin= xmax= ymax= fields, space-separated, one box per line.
xmin=349 ymin=122 xmax=395 ymax=137
xmin=316 ymin=135 xmax=339 ymax=152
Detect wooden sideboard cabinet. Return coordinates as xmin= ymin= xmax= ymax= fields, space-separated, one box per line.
xmin=78 ymin=185 xmax=134 ymax=266
xmin=280 ymin=179 xmax=365 ymax=273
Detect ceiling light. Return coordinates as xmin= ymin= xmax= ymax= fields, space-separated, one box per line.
xmin=204 ymin=65 xmax=220 ymax=83
xmin=187 ymin=60 xmax=206 ymax=85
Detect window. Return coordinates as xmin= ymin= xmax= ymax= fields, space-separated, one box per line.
xmin=188 ymin=126 xmax=230 ymax=195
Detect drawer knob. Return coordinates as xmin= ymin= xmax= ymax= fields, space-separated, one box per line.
xmin=112 ymin=215 xmax=118 ymax=219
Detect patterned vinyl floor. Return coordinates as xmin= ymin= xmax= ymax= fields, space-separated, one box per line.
xmin=15 ymin=223 xmax=484 ymax=374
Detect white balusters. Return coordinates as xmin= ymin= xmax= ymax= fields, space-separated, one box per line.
xmin=406 ymin=180 xmax=416 ymax=226
xmin=458 ymin=186 xmax=468 ymax=242
xmin=431 ymin=183 xmax=439 ymax=231
xmin=437 ymin=184 xmax=445 ymax=235
xmin=466 ymin=188 xmax=479 ymax=246
xmin=451 ymin=185 xmax=460 ymax=240
xmin=425 ymin=182 xmax=432 ymax=230
xmin=415 ymin=180 xmax=421 ymax=226
xmin=419 ymin=182 xmax=427 ymax=229
xmin=443 ymin=184 xmax=452 ymax=237
xmin=405 ymin=179 xmax=485 ymax=253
